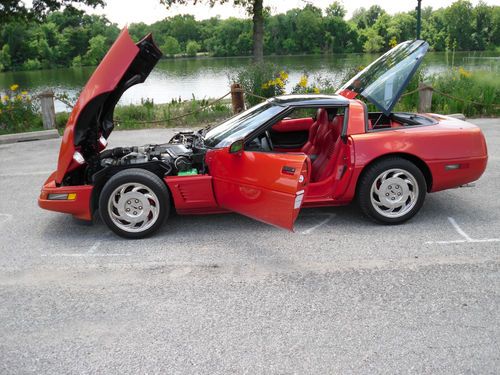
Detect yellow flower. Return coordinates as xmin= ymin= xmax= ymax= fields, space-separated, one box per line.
xmin=2 ymin=95 xmax=9 ymax=101
xmin=279 ymin=71 xmax=289 ymax=80
xmin=275 ymin=77 xmax=284 ymax=88
xmin=16 ymin=94 xmax=22 ymax=100
xmin=21 ymin=91 xmax=28 ymax=96
xmin=299 ymin=75 xmax=308 ymax=88
xmin=261 ymin=82 xmax=269 ymax=90
xmin=10 ymin=84 xmax=19 ymax=91
xmin=313 ymin=87 xmax=320 ymax=94
xmin=458 ymin=67 xmax=472 ymax=78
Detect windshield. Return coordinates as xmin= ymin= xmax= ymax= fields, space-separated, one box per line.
xmin=204 ymin=101 xmax=285 ymax=148
xmin=338 ymin=40 xmax=428 ymax=115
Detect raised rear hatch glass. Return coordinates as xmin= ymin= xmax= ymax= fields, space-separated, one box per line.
xmin=338 ymin=40 xmax=429 ymax=116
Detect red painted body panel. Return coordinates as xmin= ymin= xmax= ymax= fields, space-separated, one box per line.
xmin=165 ymin=175 xmax=219 ymax=214
xmin=349 ymin=114 xmax=488 ymax=192
xmin=38 ymin=172 xmax=94 ymax=220
xmin=205 ymin=147 xmax=310 ymax=230
xmin=55 ymin=28 xmax=140 ymax=184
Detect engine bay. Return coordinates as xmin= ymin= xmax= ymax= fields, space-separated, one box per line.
xmin=98 ymin=131 xmax=207 ymax=177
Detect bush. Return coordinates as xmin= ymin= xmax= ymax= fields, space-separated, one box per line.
xmin=186 ymin=40 xmax=201 ymax=57
xmin=161 ymin=36 xmax=181 ymax=57
xmin=397 ymin=67 xmax=500 ymax=117
xmin=21 ymin=58 xmax=42 ymax=71
xmin=0 ymin=85 xmax=42 ymax=134
xmin=231 ymin=63 xmax=289 ymax=106
xmin=72 ymin=55 xmax=82 ymax=67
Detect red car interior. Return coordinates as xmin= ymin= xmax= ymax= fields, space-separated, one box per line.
xmin=311 ymin=114 xmax=344 ymax=182
xmin=272 ymin=117 xmax=314 ymax=133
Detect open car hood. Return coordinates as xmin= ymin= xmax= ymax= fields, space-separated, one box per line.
xmin=337 ymin=40 xmax=429 ymax=116
xmin=55 ymin=28 xmax=162 ymax=184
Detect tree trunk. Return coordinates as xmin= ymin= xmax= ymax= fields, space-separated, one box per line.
xmin=252 ymin=0 xmax=264 ymax=63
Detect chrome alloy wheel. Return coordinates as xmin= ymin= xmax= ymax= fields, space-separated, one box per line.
xmin=369 ymin=168 xmax=419 ymax=219
xmin=107 ymin=182 xmax=160 ymax=233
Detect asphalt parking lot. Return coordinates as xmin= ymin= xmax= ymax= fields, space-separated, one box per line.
xmin=0 ymin=119 xmax=499 ymax=374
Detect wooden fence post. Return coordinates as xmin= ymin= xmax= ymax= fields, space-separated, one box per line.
xmin=39 ymin=90 xmax=56 ymax=130
xmin=418 ymin=83 xmax=433 ymax=113
xmin=230 ymin=83 xmax=245 ymax=114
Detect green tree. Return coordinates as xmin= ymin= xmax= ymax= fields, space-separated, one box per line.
xmin=326 ymin=1 xmax=346 ymax=19
xmin=160 ymin=0 xmax=265 ymax=62
xmin=186 ymin=40 xmax=201 ymax=56
xmin=83 ymin=35 xmax=107 ymax=65
xmin=445 ymin=0 xmax=474 ymax=50
xmin=161 ymin=36 xmax=181 ymax=57
xmin=363 ymin=28 xmax=384 ymax=53
xmin=351 ymin=5 xmax=386 ymax=29
xmin=0 ymin=44 xmax=12 ymax=71
xmin=0 ymin=0 xmax=105 ymax=22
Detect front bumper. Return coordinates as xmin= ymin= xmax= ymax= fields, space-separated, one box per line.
xmin=38 ymin=172 xmax=94 ymax=221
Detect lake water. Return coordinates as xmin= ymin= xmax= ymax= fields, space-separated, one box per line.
xmin=1 ymin=52 xmax=498 ymax=112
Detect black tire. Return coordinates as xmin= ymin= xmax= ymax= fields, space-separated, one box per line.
xmin=99 ymin=169 xmax=170 ymax=239
xmin=357 ymin=157 xmax=427 ymax=224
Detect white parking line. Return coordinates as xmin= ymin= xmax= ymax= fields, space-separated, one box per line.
xmin=87 ymin=241 xmax=101 ymax=254
xmin=426 ymin=217 xmax=500 ymax=245
xmin=448 ymin=217 xmax=473 ymax=241
xmin=300 ymin=214 xmax=335 ymax=235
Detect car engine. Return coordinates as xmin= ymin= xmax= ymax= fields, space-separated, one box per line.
xmin=98 ymin=131 xmax=206 ymax=176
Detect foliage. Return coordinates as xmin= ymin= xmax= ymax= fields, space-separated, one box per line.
xmin=185 ymin=40 xmax=201 ymax=57
xmin=290 ymin=75 xmax=320 ymax=95
xmin=161 ymin=36 xmax=181 ymax=57
xmin=0 ymin=85 xmax=42 ymax=134
xmin=113 ymin=96 xmax=233 ymax=129
xmin=0 ymin=8 xmax=119 ymax=71
xmin=159 ymin=0 xmax=264 ymax=61
xmin=0 ymin=0 xmax=105 ymax=23
xmin=396 ymin=68 xmax=500 ymax=117
xmin=83 ymin=35 xmax=108 ymax=65
xmin=1 ymin=1 xmax=500 ymax=72
xmin=230 ymin=63 xmax=288 ymax=106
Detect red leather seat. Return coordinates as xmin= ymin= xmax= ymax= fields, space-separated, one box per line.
xmin=301 ymin=108 xmax=329 ymax=156
xmin=310 ymin=115 xmax=343 ymax=182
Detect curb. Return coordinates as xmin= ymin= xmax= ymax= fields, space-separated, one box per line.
xmin=0 ymin=129 xmax=60 ymax=145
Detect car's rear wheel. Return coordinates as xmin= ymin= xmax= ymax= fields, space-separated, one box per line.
xmin=99 ymin=169 xmax=170 ymax=238
xmin=358 ymin=158 xmax=427 ymax=224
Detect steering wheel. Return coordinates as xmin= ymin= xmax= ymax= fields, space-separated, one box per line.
xmin=264 ymin=130 xmax=274 ymax=151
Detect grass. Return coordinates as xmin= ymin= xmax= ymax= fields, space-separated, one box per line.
xmin=53 ymin=97 xmax=233 ymax=134
xmin=396 ymin=69 xmax=500 ymax=117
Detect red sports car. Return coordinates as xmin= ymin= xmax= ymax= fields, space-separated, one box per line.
xmin=38 ymin=29 xmax=488 ymax=238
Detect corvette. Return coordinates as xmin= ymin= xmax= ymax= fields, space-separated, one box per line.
xmin=38 ymin=29 xmax=488 ymax=238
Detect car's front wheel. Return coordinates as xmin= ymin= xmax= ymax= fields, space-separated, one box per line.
xmin=99 ymin=169 xmax=170 ymax=238
xmin=357 ymin=158 xmax=427 ymax=224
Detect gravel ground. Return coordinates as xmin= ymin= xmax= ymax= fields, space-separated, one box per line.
xmin=0 ymin=119 xmax=499 ymax=374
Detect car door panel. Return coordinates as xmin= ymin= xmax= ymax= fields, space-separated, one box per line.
xmin=206 ymin=148 xmax=310 ymax=230
xmin=271 ymin=118 xmax=314 ymax=151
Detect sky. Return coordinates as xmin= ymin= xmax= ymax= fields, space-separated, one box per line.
xmin=80 ymin=0 xmax=500 ymax=26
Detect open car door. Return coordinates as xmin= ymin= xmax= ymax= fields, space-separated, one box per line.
xmin=207 ymin=147 xmax=310 ymax=230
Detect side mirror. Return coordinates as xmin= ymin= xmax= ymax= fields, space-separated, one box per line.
xmin=229 ymin=139 xmax=244 ymax=154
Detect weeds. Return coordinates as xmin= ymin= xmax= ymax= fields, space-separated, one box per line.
xmin=0 ymin=85 xmax=42 ymax=135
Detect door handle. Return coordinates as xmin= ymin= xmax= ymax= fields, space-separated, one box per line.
xmin=281 ymin=166 xmax=296 ymax=175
